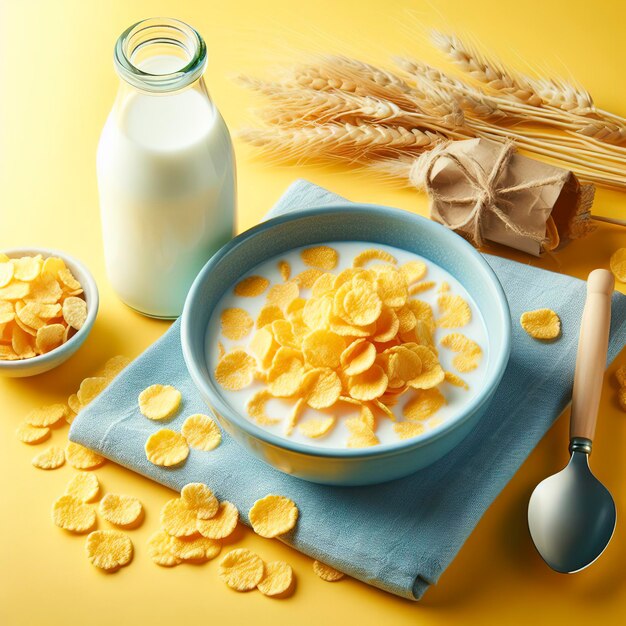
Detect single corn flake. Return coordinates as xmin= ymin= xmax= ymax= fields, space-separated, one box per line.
xmin=618 ymin=388 xmax=626 ymax=412
xmin=394 ymin=421 xmax=426 ymax=440
xmin=160 ymin=498 xmax=199 ymax=537
xmin=409 ymin=281 xmax=436 ymax=295
xmin=170 ymin=535 xmax=222 ymax=562
xmin=52 ymin=495 xmax=96 ymax=533
xmin=65 ymin=472 xmax=100 ymax=503
xmin=12 ymin=255 xmax=42 ymax=282
xmin=615 ymin=365 xmax=626 ymax=387
xmin=86 ymin=530 xmax=133 ymax=571
xmin=407 ymin=345 xmax=445 ymax=388
xmin=0 ymin=260 xmax=14 ymax=287
xmin=0 ymin=280 xmax=30 ymax=301
xmin=99 ymin=494 xmax=143 ymax=527
xmin=41 ymin=256 xmax=67 ymax=278
xmin=26 ymin=403 xmax=66 ymax=427
xmin=0 ymin=300 xmax=14 ymax=323
xmin=346 ymin=417 xmax=379 ymax=448
xmin=302 ymin=329 xmax=345 ymax=369
xmin=58 ymin=268 xmax=82 ymax=292
xmin=35 ymin=323 xmax=65 ymax=354
xmin=32 ymin=446 xmax=65 ymax=470
xmin=344 ymin=284 xmax=383 ymax=326
xmin=215 ymin=350 xmax=256 ymax=390
xmin=66 ymin=441 xmax=106 ymax=470
xmin=101 ymin=355 xmax=131 ymax=380
xmin=285 ymin=397 xmax=306 ymax=436
xmin=520 ymin=308 xmax=561 ymax=340
xmin=278 ymin=260 xmax=291 ymax=282
xmin=16 ymin=421 xmax=50 ymax=444
xmin=234 ymin=275 xmax=270 ymax=297
xmin=348 ymin=364 xmax=388 ymax=401
xmin=294 ymin=268 xmax=324 ymax=289
xmin=77 ymin=376 xmax=109 ymax=405
xmin=609 ymin=248 xmax=626 ymax=283
xmin=63 ymin=296 xmax=88 ymax=330
xmin=353 ymin=248 xmax=396 ymax=268
xmin=257 ymin=561 xmax=294 ymax=597
xmin=403 ymin=388 xmax=446 ymax=421
xmin=67 ymin=393 xmax=83 ymax=415
xmin=181 ymin=414 xmax=222 ymax=451
xmin=218 ymin=548 xmax=265 ymax=591
xmin=313 ymin=560 xmax=344 ymax=582
xmin=220 ymin=307 xmax=254 ymax=340
xmin=399 ymin=261 xmax=427 ymax=284
xmin=298 ymin=417 xmax=336 ymax=439
xmin=145 ymin=429 xmax=189 ymax=467
xmin=302 ymin=367 xmax=342 ymax=409
xmin=247 ymin=389 xmax=281 ymax=425
xmin=25 ymin=272 xmax=63 ymax=304
xmin=444 ymin=371 xmax=469 ymax=390
xmin=267 ymin=348 xmax=305 ymax=398
xmin=197 ymin=501 xmax=239 ymax=539
xmin=138 ymin=384 xmax=182 ymax=420
xmin=266 ymin=281 xmax=299 ymax=310
xmin=256 ymin=304 xmax=284 ymax=328
xmin=340 ymin=339 xmax=376 ymax=376
xmin=147 ymin=530 xmax=181 ymax=567
xmin=311 ymin=272 xmax=335 ymax=298
xmin=181 ymin=483 xmax=219 ymax=520
xmin=12 ymin=324 xmax=36 ymax=358
xmin=301 ymin=246 xmax=338 ymax=271
xmin=437 ymin=294 xmax=471 ymax=328
xmin=249 ymin=494 xmax=299 ymax=538
xmin=440 ymin=333 xmax=482 ymax=373
xmin=375 ymin=271 xmax=408 ymax=309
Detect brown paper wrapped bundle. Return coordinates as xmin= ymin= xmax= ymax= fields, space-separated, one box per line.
xmin=410 ymin=138 xmax=595 ymax=256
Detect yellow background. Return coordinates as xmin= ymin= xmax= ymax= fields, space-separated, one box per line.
xmin=1 ymin=1 xmax=625 ymax=624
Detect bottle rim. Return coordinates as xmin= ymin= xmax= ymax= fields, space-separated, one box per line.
xmin=114 ymin=18 xmax=207 ymax=93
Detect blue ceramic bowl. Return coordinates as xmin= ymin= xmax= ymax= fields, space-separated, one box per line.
xmin=181 ymin=204 xmax=510 ymax=486
xmin=0 ymin=248 xmax=99 ymax=378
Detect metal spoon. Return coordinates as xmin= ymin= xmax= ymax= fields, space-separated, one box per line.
xmin=528 ymin=269 xmax=616 ymax=573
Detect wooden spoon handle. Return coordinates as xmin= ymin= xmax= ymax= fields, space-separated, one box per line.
xmin=570 ymin=269 xmax=614 ymax=442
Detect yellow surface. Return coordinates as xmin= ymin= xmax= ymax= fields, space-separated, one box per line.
xmin=1 ymin=1 xmax=626 ymax=624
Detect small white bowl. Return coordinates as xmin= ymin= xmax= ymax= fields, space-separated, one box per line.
xmin=0 ymin=248 xmax=99 ymax=377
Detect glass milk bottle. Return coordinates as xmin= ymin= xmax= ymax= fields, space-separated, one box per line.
xmin=97 ymin=18 xmax=236 ymax=318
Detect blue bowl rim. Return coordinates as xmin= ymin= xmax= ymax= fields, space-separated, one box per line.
xmin=181 ymin=203 xmax=511 ymax=459
xmin=0 ymin=247 xmax=99 ymax=372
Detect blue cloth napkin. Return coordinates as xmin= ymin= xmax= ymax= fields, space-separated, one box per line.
xmin=70 ymin=180 xmax=626 ymax=600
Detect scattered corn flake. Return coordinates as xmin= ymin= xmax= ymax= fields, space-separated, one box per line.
xmin=215 ymin=350 xmax=257 ymax=391
xmin=218 ymin=548 xmax=265 ymax=592
xmin=99 ymin=494 xmax=143 ymax=527
xmin=138 ymin=384 xmax=182 ymax=420
xmin=86 ymin=530 xmax=133 ymax=571
xmin=247 ymin=389 xmax=281 ymax=425
xmin=340 ymin=339 xmax=376 ymax=376
xmin=13 ymin=255 xmax=42 ymax=281
xmin=26 ymin=403 xmax=66 ymax=427
xmin=62 ymin=296 xmax=88 ymax=330
xmin=348 ymin=364 xmax=388 ymax=401
xmin=313 ymin=560 xmax=344 ymax=582
xmin=346 ymin=417 xmax=379 ymax=448
xmin=35 ymin=323 xmax=65 ymax=354
xmin=440 ymin=333 xmax=482 ymax=372
xmin=32 ymin=446 xmax=65 ymax=470
xmin=58 ymin=267 xmax=82 ymax=292
xmin=234 ymin=275 xmax=270 ymax=297
xmin=299 ymin=416 xmax=336 ymax=438
xmin=66 ymin=441 xmax=106 ymax=470
xmin=218 ymin=341 xmax=226 ymax=360
xmin=302 ymin=329 xmax=345 ymax=369
xmin=438 ymin=281 xmax=450 ymax=293
xmin=375 ymin=271 xmax=408 ymax=309
xmin=403 ymin=388 xmax=446 ymax=421
xmin=444 ymin=371 xmax=469 ymax=390
xmin=181 ymin=483 xmax=219 ymax=520
xmin=399 ymin=261 xmax=427 ymax=284
xmin=609 ymin=248 xmax=626 ymax=282
xmin=102 ymin=355 xmax=131 ymax=380
xmin=302 ymin=367 xmax=342 ymax=409
xmin=295 ymin=268 xmax=324 ymax=289
xmin=353 ymin=248 xmax=396 ymax=268
xmin=147 ymin=530 xmax=181 ymax=567
xmin=266 ymin=281 xmax=299 ymax=310
xmin=220 ymin=307 xmax=254 ymax=340
xmin=145 ymin=429 xmax=189 ymax=467
xmin=257 ymin=561 xmax=294 ymax=597
xmin=170 ymin=535 xmax=222 ymax=561
xmin=16 ymin=421 xmax=51 ymax=444
xmin=301 ymin=246 xmax=339 ymax=271
xmin=160 ymin=498 xmax=198 ymax=537
xmin=249 ymin=494 xmax=299 ymax=538
xmin=373 ymin=397 xmax=397 ymax=419
xmin=197 ymin=501 xmax=239 ymax=539
xmin=615 ymin=365 xmax=626 ymax=387
xmin=285 ymin=397 xmax=306 ymax=436
xmin=278 ymin=260 xmax=291 ymax=282
xmin=77 ymin=376 xmax=109 ymax=406
xmin=256 ymin=304 xmax=284 ymax=328
xmin=52 ymin=494 xmax=96 ymax=532
xmin=520 ymin=308 xmax=561 ymax=340
xmin=181 ymin=414 xmax=222 ymax=451
xmin=394 ymin=421 xmax=426 ymax=439
xmin=65 ymin=472 xmax=100 ymax=503
xmin=437 ymin=294 xmax=471 ymax=328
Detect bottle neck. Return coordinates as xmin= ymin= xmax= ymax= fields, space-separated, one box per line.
xmin=114 ymin=18 xmax=207 ymax=94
